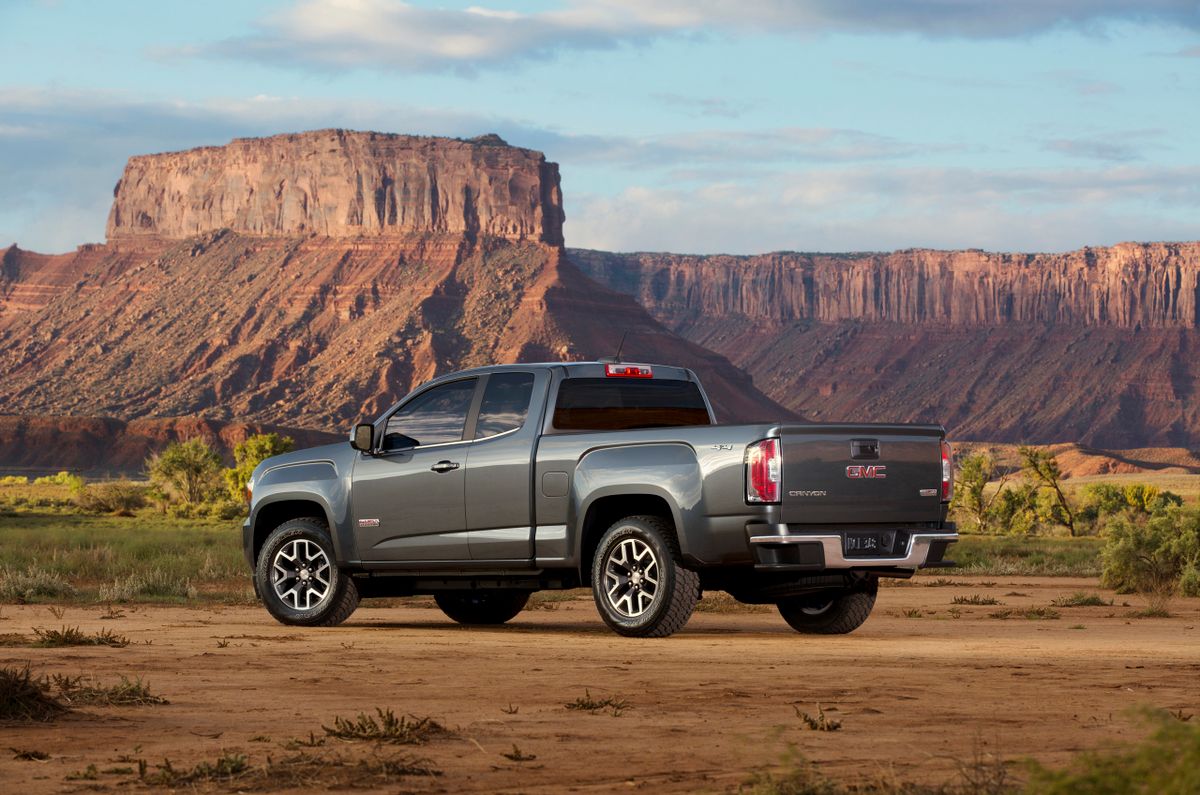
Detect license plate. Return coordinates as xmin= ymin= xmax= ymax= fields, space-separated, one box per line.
xmin=844 ymin=531 xmax=895 ymax=557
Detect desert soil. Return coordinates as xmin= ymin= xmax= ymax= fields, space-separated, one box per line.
xmin=1 ymin=577 xmax=1197 ymax=793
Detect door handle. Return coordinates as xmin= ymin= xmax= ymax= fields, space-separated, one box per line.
xmin=430 ymin=460 xmax=460 ymax=473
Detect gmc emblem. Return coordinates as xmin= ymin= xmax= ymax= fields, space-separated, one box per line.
xmin=846 ymin=465 xmax=887 ymax=479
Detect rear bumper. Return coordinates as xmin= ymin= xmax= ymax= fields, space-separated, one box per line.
xmin=747 ymin=524 xmax=957 ymax=571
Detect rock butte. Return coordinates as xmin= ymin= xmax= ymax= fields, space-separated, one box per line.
xmin=0 ymin=132 xmax=791 ymax=470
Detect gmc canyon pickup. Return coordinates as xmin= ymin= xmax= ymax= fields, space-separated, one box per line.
xmin=243 ymin=362 xmax=957 ymax=637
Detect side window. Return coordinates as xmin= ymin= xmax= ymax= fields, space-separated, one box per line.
xmin=475 ymin=372 xmax=535 ymax=439
xmin=383 ymin=379 xmax=476 ymax=450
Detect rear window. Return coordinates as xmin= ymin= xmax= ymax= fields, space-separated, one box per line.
xmin=552 ymin=378 xmax=711 ymax=431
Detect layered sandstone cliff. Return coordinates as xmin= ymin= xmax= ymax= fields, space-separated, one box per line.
xmin=571 ymin=246 xmax=1200 ymax=447
xmin=106 ymin=130 xmax=565 ymax=245
xmin=571 ymin=244 xmax=1200 ymax=329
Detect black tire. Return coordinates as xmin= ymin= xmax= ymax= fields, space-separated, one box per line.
xmin=591 ymin=515 xmax=699 ymax=638
xmin=255 ymin=517 xmax=359 ymax=627
xmin=777 ymin=587 xmax=876 ymax=635
xmin=434 ymin=591 xmax=530 ymax=625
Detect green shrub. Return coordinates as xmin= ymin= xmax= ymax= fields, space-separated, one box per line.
xmin=1101 ymin=506 xmax=1200 ymax=612
xmin=224 ymin=433 xmax=294 ymax=502
xmin=73 ymin=481 xmax=148 ymax=515
xmin=1026 ymin=711 xmax=1200 ymax=794
xmin=147 ymin=439 xmax=223 ymax=505
xmin=0 ymin=475 xmax=29 ymax=485
xmin=32 ymin=471 xmax=84 ymax=489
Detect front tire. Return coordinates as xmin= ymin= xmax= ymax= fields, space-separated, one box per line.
xmin=434 ymin=591 xmax=530 ymax=625
xmin=255 ymin=517 xmax=359 ymax=627
xmin=591 ymin=515 xmax=699 ymax=638
xmin=777 ymin=586 xmax=876 ymax=635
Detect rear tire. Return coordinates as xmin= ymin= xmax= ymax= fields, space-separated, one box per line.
xmin=434 ymin=591 xmax=530 ymax=625
xmin=777 ymin=587 xmax=876 ymax=635
xmin=256 ymin=517 xmax=359 ymax=627
xmin=591 ymin=515 xmax=699 ymax=638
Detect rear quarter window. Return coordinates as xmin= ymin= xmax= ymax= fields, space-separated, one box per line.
xmin=552 ymin=378 xmax=711 ymax=431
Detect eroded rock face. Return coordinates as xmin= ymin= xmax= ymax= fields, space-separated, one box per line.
xmin=106 ymin=130 xmax=565 ymax=245
xmin=571 ymin=245 xmax=1200 ymax=447
xmin=571 ymin=243 xmax=1200 ymax=329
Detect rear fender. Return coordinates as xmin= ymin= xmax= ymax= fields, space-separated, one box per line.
xmin=569 ymin=443 xmax=702 ymax=567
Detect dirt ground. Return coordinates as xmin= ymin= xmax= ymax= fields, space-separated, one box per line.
xmin=1 ymin=577 xmax=1197 ymax=793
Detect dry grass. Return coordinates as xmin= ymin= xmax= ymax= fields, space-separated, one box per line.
xmin=31 ymin=625 xmax=129 ymax=647
xmin=988 ymin=607 xmax=1061 ymax=621
xmin=565 ymin=689 xmax=631 ymax=717
xmin=953 ymin=594 xmax=1003 ymax=606
xmin=0 ymin=665 xmax=66 ymax=722
xmin=323 ymin=708 xmax=450 ymax=745
xmin=795 ymin=704 xmax=842 ymax=732
xmin=50 ymin=674 xmax=167 ymax=706
xmin=1051 ymin=592 xmax=1112 ymax=607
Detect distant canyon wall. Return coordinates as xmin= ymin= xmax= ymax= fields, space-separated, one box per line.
xmin=571 ymin=244 xmax=1200 ymax=329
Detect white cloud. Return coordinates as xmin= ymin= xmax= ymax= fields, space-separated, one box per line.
xmin=197 ymin=0 xmax=1200 ymax=74
xmin=568 ymin=165 xmax=1200 ymax=254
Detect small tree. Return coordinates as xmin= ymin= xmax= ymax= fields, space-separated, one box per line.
xmin=1019 ymin=446 xmax=1078 ymax=536
xmin=225 ymin=433 xmax=294 ymax=501
xmin=147 ymin=438 xmax=223 ymax=506
xmin=990 ymin=482 xmax=1039 ymax=536
xmin=1101 ymin=507 xmax=1200 ymax=613
xmin=950 ymin=452 xmax=1010 ymax=534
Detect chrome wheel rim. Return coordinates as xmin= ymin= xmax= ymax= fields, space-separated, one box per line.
xmin=271 ymin=539 xmax=332 ymax=610
xmin=603 ymin=537 xmax=660 ymax=618
xmin=801 ymin=599 xmax=835 ymax=616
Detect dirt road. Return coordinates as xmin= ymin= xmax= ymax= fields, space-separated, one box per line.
xmin=2 ymin=577 xmax=1197 ymax=793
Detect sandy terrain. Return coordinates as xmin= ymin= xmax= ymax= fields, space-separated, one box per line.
xmin=1 ymin=577 xmax=1197 ymax=793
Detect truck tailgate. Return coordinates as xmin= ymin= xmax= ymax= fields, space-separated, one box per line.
xmin=780 ymin=424 xmax=945 ymax=525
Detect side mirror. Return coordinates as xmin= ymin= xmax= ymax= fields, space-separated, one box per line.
xmin=350 ymin=423 xmax=375 ymax=453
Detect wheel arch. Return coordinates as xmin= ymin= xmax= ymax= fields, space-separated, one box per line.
xmin=577 ymin=492 xmax=681 ymax=582
xmin=251 ymin=497 xmax=338 ymax=565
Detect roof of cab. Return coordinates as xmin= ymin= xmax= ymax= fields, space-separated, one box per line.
xmin=431 ymin=361 xmax=697 ymax=381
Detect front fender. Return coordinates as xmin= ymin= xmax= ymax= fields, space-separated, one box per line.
xmin=248 ymin=459 xmax=356 ymax=563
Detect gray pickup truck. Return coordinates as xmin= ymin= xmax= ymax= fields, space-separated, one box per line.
xmin=243 ymin=361 xmax=956 ymax=638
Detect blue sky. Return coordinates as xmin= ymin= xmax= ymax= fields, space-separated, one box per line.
xmin=2 ymin=0 xmax=1199 ymax=254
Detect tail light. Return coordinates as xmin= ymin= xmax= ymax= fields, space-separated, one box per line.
xmin=941 ymin=440 xmax=954 ymax=502
xmin=746 ymin=438 xmax=781 ymax=504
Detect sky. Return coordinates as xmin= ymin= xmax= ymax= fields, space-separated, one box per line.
xmin=1 ymin=0 xmax=1199 ymax=255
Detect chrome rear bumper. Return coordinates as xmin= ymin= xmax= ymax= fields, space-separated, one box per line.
xmin=748 ymin=527 xmax=958 ymax=570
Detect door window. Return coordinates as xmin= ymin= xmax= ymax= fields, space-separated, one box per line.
xmin=383 ymin=379 xmax=476 ymax=450
xmin=475 ymin=372 xmax=535 ymax=439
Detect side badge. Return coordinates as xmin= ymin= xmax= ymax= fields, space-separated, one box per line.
xmin=357 ymin=518 xmax=381 ymax=528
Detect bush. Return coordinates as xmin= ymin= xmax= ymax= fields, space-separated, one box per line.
xmin=73 ymin=481 xmax=148 ymax=515
xmin=0 ymin=475 xmax=29 ymax=485
xmin=1026 ymin=711 xmax=1200 ymax=794
xmin=224 ymin=433 xmax=294 ymax=502
xmin=98 ymin=568 xmax=196 ymax=602
xmin=0 ymin=567 xmax=77 ymax=602
xmin=32 ymin=471 xmax=84 ymax=490
xmin=1101 ymin=506 xmax=1200 ymax=612
xmin=1077 ymin=483 xmax=1183 ymax=531
xmin=147 ymin=439 xmax=223 ymax=505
